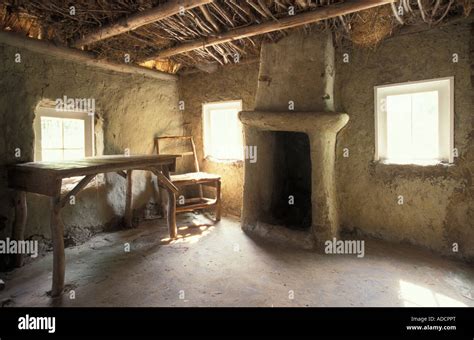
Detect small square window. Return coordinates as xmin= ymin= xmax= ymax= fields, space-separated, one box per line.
xmin=202 ymin=100 xmax=243 ymax=162
xmin=34 ymin=106 xmax=94 ymax=162
xmin=374 ymin=77 xmax=454 ymax=165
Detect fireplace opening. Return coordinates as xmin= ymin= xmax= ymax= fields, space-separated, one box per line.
xmin=263 ymin=131 xmax=312 ymax=230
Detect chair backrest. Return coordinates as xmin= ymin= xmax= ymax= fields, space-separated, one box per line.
xmin=154 ymin=136 xmax=200 ymax=172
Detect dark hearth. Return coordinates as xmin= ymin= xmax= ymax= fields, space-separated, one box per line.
xmin=264 ymin=131 xmax=311 ymax=230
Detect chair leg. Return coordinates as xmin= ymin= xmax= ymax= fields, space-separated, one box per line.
xmin=159 ymin=166 xmax=170 ymax=219
xmin=215 ymin=180 xmax=221 ymax=222
xmin=198 ymin=184 xmax=203 ymax=201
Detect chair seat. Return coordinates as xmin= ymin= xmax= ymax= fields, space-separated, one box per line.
xmin=170 ymin=172 xmax=221 ymax=185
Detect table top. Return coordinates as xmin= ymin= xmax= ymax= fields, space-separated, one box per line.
xmin=8 ymin=154 xmax=180 ymax=178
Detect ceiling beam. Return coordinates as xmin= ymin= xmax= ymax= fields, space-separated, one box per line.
xmin=0 ymin=31 xmax=177 ymax=81
xmin=146 ymin=0 xmax=395 ymax=60
xmin=72 ymin=0 xmax=214 ymax=48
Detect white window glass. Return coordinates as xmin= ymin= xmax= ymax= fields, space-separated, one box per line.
xmin=203 ymin=100 xmax=243 ymax=161
xmin=375 ymin=78 xmax=453 ymax=165
xmin=34 ymin=106 xmax=93 ymax=161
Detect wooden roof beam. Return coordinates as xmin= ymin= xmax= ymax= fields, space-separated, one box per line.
xmin=145 ymin=0 xmax=395 ymax=60
xmin=72 ymin=0 xmax=214 ymax=48
xmin=0 ymin=31 xmax=177 ymax=81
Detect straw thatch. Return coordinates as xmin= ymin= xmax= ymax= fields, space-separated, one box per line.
xmin=350 ymin=4 xmax=394 ymax=47
xmin=0 ymin=0 xmax=471 ymax=74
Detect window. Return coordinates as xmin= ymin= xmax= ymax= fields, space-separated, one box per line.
xmin=374 ymin=77 xmax=454 ymax=165
xmin=202 ymin=100 xmax=243 ymax=161
xmin=34 ymin=106 xmax=94 ymax=162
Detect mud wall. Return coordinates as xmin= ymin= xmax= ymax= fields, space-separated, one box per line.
xmin=179 ymin=22 xmax=473 ymax=261
xmin=0 ymin=42 xmax=181 ymax=267
xmin=179 ymin=62 xmax=259 ymax=216
xmin=334 ymin=22 xmax=473 ymax=261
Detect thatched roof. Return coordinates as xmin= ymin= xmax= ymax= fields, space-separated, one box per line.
xmin=0 ymin=0 xmax=471 ymax=74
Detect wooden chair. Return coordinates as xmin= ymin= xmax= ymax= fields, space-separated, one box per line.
xmin=154 ymin=136 xmax=221 ymax=221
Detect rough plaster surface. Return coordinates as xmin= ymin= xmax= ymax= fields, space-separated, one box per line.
xmin=179 ymin=62 xmax=259 ymax=216
xmin=0 ymin=43 xmax=181 ymax=268
xmin=255 ymin=30 xmax=335 ymax=112
xmin=334 ymin=23 xmax=473 ymax=261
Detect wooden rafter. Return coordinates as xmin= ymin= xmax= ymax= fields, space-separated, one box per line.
xmin=0 ymin=31 xmax=177 ymax=81
xmin=72 ymin=0 xmax=214 ymax=48
xmin=144 ymin=0 xmax=395 ymax=60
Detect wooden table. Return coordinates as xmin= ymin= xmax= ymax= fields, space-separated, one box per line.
xmin=7 ymin=155 xmax=180 ymax=297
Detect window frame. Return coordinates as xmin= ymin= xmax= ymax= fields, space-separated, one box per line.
xmin=374 ymin=77 xmax=454 ymax=165
xmin=202 ymin=99 xmax=243 ymax=162
xmin=34 ymin=106 xmax=94 ymax=162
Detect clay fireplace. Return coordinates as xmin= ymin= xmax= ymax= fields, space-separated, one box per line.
xmin=238 ymin=30 xmax=349 ymax=250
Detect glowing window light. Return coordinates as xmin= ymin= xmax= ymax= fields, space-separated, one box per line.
xmin=203 ymin=100 xmax=243 ymax=161
xmin=375 ymin=77 xmax=453 ymax=165
xmin=386 ymin=91 xmax=438 ymax=162
xmin=34 ymin=105 xmax=93 ymax=162
xmin=41 ymin=117 xmax=85 ymax=161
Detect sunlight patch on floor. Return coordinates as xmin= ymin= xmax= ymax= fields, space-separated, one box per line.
xmin=399 ymin=280 xmax=467 ymax=307
xmin=160 ymin=223 xmax=215 ymax=245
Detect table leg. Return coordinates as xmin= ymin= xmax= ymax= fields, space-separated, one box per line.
xmin=12 ymin=191 xmax=27 ymax=267
xmin=124 ymin=170 xmax=133 ymax=228
xmin=162 ymin=166 xmax=177 ymax=239
xmin=50 ymin=196 xmax=65 ymax=297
